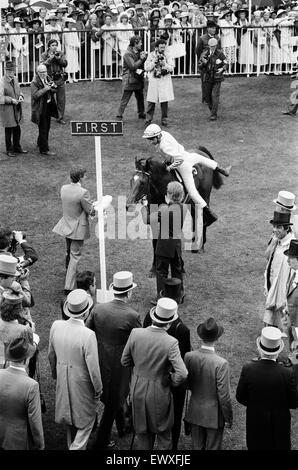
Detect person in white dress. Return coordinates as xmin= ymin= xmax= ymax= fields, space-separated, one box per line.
xmin=234 ymin=9 xmax=253 ymax=73
xmin=64 ymin=18 xmax=80 ymax=83
xmin=101 ymin=14 xmax=117 ymax=78
xmin=218 ymin=10 xmax=237 ymax=71
xmin=116 ymin=12 xmax=133 ymax=74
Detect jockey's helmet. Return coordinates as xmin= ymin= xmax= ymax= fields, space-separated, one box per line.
xmin=142 ymin=124 xmax=162 ymax=139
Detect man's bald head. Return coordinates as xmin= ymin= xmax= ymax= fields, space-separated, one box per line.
xmin=37 ymin=64 xmax=47 ymax=74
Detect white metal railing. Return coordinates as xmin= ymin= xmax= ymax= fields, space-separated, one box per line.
xmin=0 ymin=25 xmax=297 ymax=84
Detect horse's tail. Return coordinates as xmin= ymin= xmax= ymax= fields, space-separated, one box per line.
xmin=198 ymin=146 xmax=223 ymax=190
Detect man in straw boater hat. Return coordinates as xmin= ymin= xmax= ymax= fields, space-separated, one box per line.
xmin=86 ymin=271 xmax=141 ymax=449
xmin=0 ymin=254 xmax=32 ymax=308
xmin=236 ymin=326 xmax=298 ymax=450
xmin=263 ymin=211 xmax=295 ymax=331
xmin=121 ymin=297 xmax=188 ymax=450
xmin=48 ymin=289 xmax=102 ymax=450
xmin=0 ymin=337 xmax=44 ymax=450
xmin=143 ymin=277 xmax=191 ymax=450
xmin=184 ymin=317 xmax=232 ymax=450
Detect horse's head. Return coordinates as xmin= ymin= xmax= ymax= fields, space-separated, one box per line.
xmin=126 ymin=157 xmax=150 ymax=210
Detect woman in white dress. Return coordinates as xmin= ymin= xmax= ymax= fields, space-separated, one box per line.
xmin=234 ymin=8 xmax=253 ymax=73
xmin=116 ymin=11 xmax=133 ymax=74
xmin=271 ymin=10 xmax=294 ymax=74
xmin=252 ymin=10 xmax=267 ymax=71
xmin=64 ymin=18 xmax=80 ymax=83
xmin=101 ymin=13 xmax=117 ymax=78
xmin=10 ymin=18 xmax=29 ymax=80
xmin=218 ymin=10 xmax=237 ymax=71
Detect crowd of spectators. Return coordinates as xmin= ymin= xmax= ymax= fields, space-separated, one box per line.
xmin=2 ymin=0 xmax=298 ymax=81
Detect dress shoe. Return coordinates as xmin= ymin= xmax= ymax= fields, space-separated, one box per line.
xmin=57 ymin=119 xmax=66 ymax=125
xmin=116 ymin=115 xmax=123 ymax=120
xmin=138 ymin=113 xmax=146 ymax=119
xmin=282 ymin=111 xmax=296 ymax=117
xmin=209 ymin=115 xmax=217 ymax=121
xmin=203 ymin=206 xmax=218 ymax=227
xmin=40 ymin=151 xmax=57 ymax=156
xmin=6 ymin=151 xmax=16 ymax=157
xmin=161 ymin=119 xmax=168 ymax=126
xmin=14 ymin=148 xmax=28 ymax=154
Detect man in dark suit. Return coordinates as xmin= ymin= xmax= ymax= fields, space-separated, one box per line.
xmin=196 ymin=20 xmax=221 ymax=104
xmin=0 ymin=337 xmax=44 ymax=450
xmin=236 ymin=326 xmax=298 ymax=450
xmin=184 ymin=317 xmax=232 ymax=450
xmin=31 ymin=63 xmax=58 ymax=156
xmin=150 ymin=181 xmax=187 ymax=301
xmin=0 ymin=60 xmax=28 ymax=157
xmin=86 ymin=271 xmax=141 ymax=449
xmin=143 ymin=277 xmax=191 ymax=449
xmin=52 ymin=166 xmax=95 ymax=294
xmin=284 ymin=239 xmax=298 ymax=351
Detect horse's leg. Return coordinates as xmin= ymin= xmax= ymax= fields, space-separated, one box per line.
xmin=149 ymin=239 xmax=157 ymax=277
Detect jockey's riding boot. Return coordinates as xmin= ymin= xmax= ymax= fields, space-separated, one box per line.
xmin=203 ymin=206 xmax=218 ymax=227
xmin=216 ymin=165 xmax=232 ymax=177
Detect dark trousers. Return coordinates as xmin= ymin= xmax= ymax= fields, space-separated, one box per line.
xmin=54 ymin=81 xmax=66 ymax=120
xmin=38 ymin=108 xmax=51 ymax=152
xmin=5 ymin=125 xmax=21 ymax=152
xmin=172 ymin=386 xmax=186 ymax=450
xmin=95 ymin=404 xmax=125 ymax=448
xmin=117 ymin=89 xmax=145 ymax=117
xmin=156 ymin=253 xmax=184 ymax=298
xmin=146 ymin=101 xmax=168 ymax=122
xmin=204 ymin=81 xmax=222 ymax=117
xmin=201 ymin=73 xmax=206 ymax=102
xmin=288 ymin=102 xmax=298 ymax=115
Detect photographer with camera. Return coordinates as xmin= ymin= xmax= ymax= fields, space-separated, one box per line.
xmin=144 ymin=39 xmax=174 ymax=127
xmin=116 ymin=35 xmax=147 ymax=121
xmin=31 ymin=64 xmax=59 ymax=157
xmin=41 ymin=39 xmax=68 ymax=125
xmin=0 ymin=61 xmax=28 ymax=158
xmin=0 ymin=228 xmax=38 ymax=269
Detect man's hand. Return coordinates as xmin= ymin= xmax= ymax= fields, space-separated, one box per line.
xmin=48 ymin=52 xmax=55 ymax=59
xmin=11 ymin=98 xmax=19 ymax=105
xmin=167 ymin=159 xmax=183 ymax=171
xmin=44 ymin=84 xmax=52 ymax=91
xmin=14 ymin=230 xmax=23 ymax=244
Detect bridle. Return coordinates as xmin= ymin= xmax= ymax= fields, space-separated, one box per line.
xmin=131 ymin=169 xmax=159 ymax=202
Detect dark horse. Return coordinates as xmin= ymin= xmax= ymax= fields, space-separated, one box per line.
xmin=126 ymin=146 xmax=223 ymax=274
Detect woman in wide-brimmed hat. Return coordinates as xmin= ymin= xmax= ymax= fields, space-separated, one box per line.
xmin=234 ymin=8 xmax=253 ymax=73
xmin=218 ymin=9 xmax=237 ymax=69
xmin=116 ymin=11 xmax=133 ymax=73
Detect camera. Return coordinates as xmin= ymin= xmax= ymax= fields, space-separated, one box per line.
xmin=8 ymin=231 xmax=26 ymax=255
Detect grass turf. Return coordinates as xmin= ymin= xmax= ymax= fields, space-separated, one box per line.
xmin=0 ymin=75 xmax=297 ymax=450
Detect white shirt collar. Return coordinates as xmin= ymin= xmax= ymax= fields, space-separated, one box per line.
xmin=70 ymin=318 xmax=84 ymax=324
xmin=201 ymin=345 xmax=215 ymax=352
xmin=9 ymin=365 xmax=26 ymax=371
xmin=71 ymin=182 xmax=81 ymax=186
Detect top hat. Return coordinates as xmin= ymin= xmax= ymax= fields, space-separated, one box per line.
xmin=109 ymin=271 xmax=137 ymax=295
xmin=284 ymin=239 xmax=298 ymax=257
xmin=6 ymin=337 xmax=35 ymax=362
xmin=270 ymin=211 xmax=292 ymax=226
xmin=150 ymin=297 xmax=178 ymax=324
xmin=197 ymin=317 xmax=224 ymax=342
xmin=256 ymin=326 xmax=284 ymax=356
xmin=63 ymin=289 xmax=93 ymax=318
xmin=273 ymin=191 xmax=297 ymax=212
xmin=2 ymin=291 xmax=23 ymax=305
xmin=0 ymin=255 xmax=19 ymax=276
xmin=160 ymin=278 xmax=183 ymax=303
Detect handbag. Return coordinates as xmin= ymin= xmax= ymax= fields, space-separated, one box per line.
xmin=34 ymin=350 xmax=47 ymax=413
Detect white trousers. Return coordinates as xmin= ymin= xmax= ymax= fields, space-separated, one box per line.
xmin=66 ymin=418 xmax=95 ymax=450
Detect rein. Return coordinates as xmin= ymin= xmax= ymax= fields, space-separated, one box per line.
xmin=134 ymin=169 xmax=160 ymax=201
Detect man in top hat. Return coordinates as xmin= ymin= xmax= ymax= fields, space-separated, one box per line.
xmin=273 ymin=190 xmax=298 ymax=238
xmin=236 ymin=326 xmax=298 ymax=450
xmin=0 ymin=337 xmax=44 ymax=450
xmin=86 ymin=271 xmax=141 ymax=449
xmin=0 ymin=60 xmax=28 ymax=158
xmin=263 ymin=211 xmax=295 ymax=330
xmin=143 ymin=278 xmax=191 ymax=450
xmin=52 ymin=166 xmax=96 ymax=294
xmin=196 ymin=20 xmax=220 ymax=103
xmin=198 ymin=37 xmax=228 ymax=121
xmin=283 ymin=240 xmax=298 ymax=355
xmin=121 ymin=297 xmax=188 ymax=450
xmin=184 ymin=317 xmax=232 ymax=450
xmin=48 ymin=289 xmax=102 ymax=450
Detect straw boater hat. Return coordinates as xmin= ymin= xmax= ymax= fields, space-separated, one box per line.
xmin=197 ymin=317 xmax=224 ymax=342
xmin=150 ymin=297 xmax=178 ymax=324
xmin=256 ymin=326 xmax=284 ymax=356
xmin=0 ymin=254 xmax=19 ymax=276
xmin=273 ymin=191 xmax=297 ymax=212
xmin=270 ymin=211 xmax=293 ymax=226
xmin=284 ymin=239 xmax=298 ymax=257
xmin=2 ymin=291 xmax=23 ymax=305
xmin=63 ymin=289 xmax=93 ymax=318
xmin=109 ymin=271 xmax=137 ymax=295
xmin=6 ymin=337 xmax=35 ymax=362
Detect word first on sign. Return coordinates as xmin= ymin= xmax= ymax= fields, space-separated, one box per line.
xmin=71 ymin=121 xmax=123 ymax=136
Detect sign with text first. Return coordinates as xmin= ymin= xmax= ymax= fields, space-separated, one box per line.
xmin=71 ymin=121 xmax=123 ymax=136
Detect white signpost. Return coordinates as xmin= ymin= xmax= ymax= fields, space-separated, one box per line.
xmin=71 ymin=120 xmax=123 ymax=303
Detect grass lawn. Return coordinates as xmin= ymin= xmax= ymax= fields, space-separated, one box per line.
xmin=0 ymin=74 xmax=298 ymax=450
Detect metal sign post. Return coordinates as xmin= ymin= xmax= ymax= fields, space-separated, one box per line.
xmin=71 ymin=120 xmax=123 ymax=303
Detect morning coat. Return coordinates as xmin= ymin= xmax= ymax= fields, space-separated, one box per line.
xmin=0 ymin=75 xmax=23 ymax=127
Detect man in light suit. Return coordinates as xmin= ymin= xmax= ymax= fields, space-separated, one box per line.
xmin=0 ymin=337 xmax=44 ymax=450
xmin=121 ymin=297 xmax=188 ymax=450
xmin=52 ymin=166 xmax=95 ymax=294
xmin=86 ymin=271 xmax=141 ymax=449
xmin=284 ymin=240 xmax=298 ymax=351
xmin=48 ymin=289 xmax=102 ymax=450
xmin=184 ymin=317 xmax=233 ymax=450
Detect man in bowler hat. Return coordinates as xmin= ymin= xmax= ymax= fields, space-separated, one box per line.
xmin=143 ymin=278 xmax=191 ymax=449
xmin=184 ymin=318 xmax=232 ymax=450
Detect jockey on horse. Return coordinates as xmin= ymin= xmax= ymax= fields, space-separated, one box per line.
xmin=142 ymin=123 xmax=231 ymax=226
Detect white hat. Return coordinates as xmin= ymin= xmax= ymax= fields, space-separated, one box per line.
xmin=276 ymin=9 xmax=287 ymax=18
xmin=180 ymin=11 xmax=189 ymax=18
xmin=109 ymin=271 xmax=137 ymax=294
xmin=0 ymin=255 xmax=19 ymax=277
xmin=273 ymin=191 xmax=297 ymax=211
xmin=63 ymin=289 xmax=93 ymax=318
xmin=150 ymin=297 xmax=178 ymax=324
xmin=164 ymin=13 xmax=173 ymax=20
xmin=256 ymin=326 xmax=284 ymax=356
xmin=142 ymin=123 xmax=162 ymax=139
